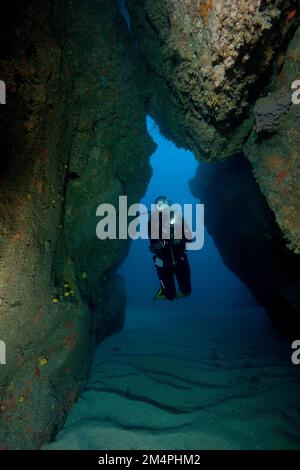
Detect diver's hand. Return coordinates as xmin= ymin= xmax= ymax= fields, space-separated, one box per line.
xmin=150 ymin=241 xmax=165 ymax=254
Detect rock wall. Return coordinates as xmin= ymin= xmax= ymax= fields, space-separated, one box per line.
xmin=127 ymin=0 xmax=300 ymax=253
xmin=0 ymin=0 xmax=154 ymax=449
xmin=1 ymin=0 xmax=300 ymax=450
xmin=190 ymin=155 xmax=300 ymax=333
xmin=245 ymin=25 xmax=300 ymax=253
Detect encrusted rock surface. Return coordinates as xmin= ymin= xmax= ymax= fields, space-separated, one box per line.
xmin=127 ymin=0 xmax=300 ymax=252
xmin=245 ymin=25 xmax=300 ymax=253
xmin=254 ymin=94 xmax=292 ymax=132
xmin=0 ymin=0 xmax=154 ymax=449
xmin=190 ymin=155 xmax=300 ymax=332
xmin=128 ymin=0 xmax=298 ymax=157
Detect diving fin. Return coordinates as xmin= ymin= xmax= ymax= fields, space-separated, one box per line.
xmin=153 ymin=286 xmax=167 ymax=301
xmin=176 ymin=290 xmax=188 ymax=300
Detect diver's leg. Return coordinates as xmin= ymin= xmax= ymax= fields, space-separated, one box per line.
xmin=156 ymin=264 xmax=176 ymax=301
xmin=175 ymin=253 xmax=191 ymax=296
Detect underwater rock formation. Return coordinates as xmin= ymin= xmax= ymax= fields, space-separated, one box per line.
xmin=127 ymin=0 xmax=300 ymax=252
xmin=127 ymin=0 xmax=298 ymax=157
xmin=0 ymin=0 xmax=154 ymax=449
xmin=244 ymin=25 xmax=300 ymax=253
xmin=190 ymin=156 xmax=300 ymax=333
xmin=0 ymin=0 xmax=300 ymax=450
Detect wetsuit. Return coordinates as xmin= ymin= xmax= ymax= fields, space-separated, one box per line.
xmin=148 ymin=210 xmax=192 ymax=301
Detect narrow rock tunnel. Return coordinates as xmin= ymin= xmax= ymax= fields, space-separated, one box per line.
xmin=119 ymin=117 xmax=257 ymax=313
xmin=44 ymin=116 xmax=300 ymax=450
xmin=0 ymin=0 xmax=300 ymax=451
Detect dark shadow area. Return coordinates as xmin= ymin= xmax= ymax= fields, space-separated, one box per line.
xmin=190 ymin=154 xmax=300 ymax=335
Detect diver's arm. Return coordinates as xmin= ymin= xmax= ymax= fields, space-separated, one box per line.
xmin=150 ymin=240 xmax=167 ymax=255
xmin=148 ymin=215 xmax=167 ymax=255
xmin=183 ymin=218 xmax=195 ymax=244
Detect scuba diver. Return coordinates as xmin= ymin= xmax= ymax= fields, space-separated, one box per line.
xmin=148 ymin=196 xmax=192 ymax=301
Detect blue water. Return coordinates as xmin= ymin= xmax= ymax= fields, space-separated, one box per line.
xmin=119 ymin=117 xmax=256 ymax=311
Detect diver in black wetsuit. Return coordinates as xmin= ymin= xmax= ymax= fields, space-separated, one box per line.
xmin=148 ymin=196 xmax=192 ymax=301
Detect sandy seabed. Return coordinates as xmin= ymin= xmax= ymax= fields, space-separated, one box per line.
xmin=44 ymin=306 xmax=300 ymax=450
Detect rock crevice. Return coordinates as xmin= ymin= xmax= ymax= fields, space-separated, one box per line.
xmin=0 ymin=0 xmax=300 ymax=450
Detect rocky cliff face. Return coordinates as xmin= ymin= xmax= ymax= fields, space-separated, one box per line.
xmin=127 ymin=0 xmax=300 ymax=253
xmin=245 ymin=24 xmax=300 ymax=253
xmin=0 ymin=0 xmax=154 ymax=449
xmin=190 ymin=155 xmax=300 ymax=333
